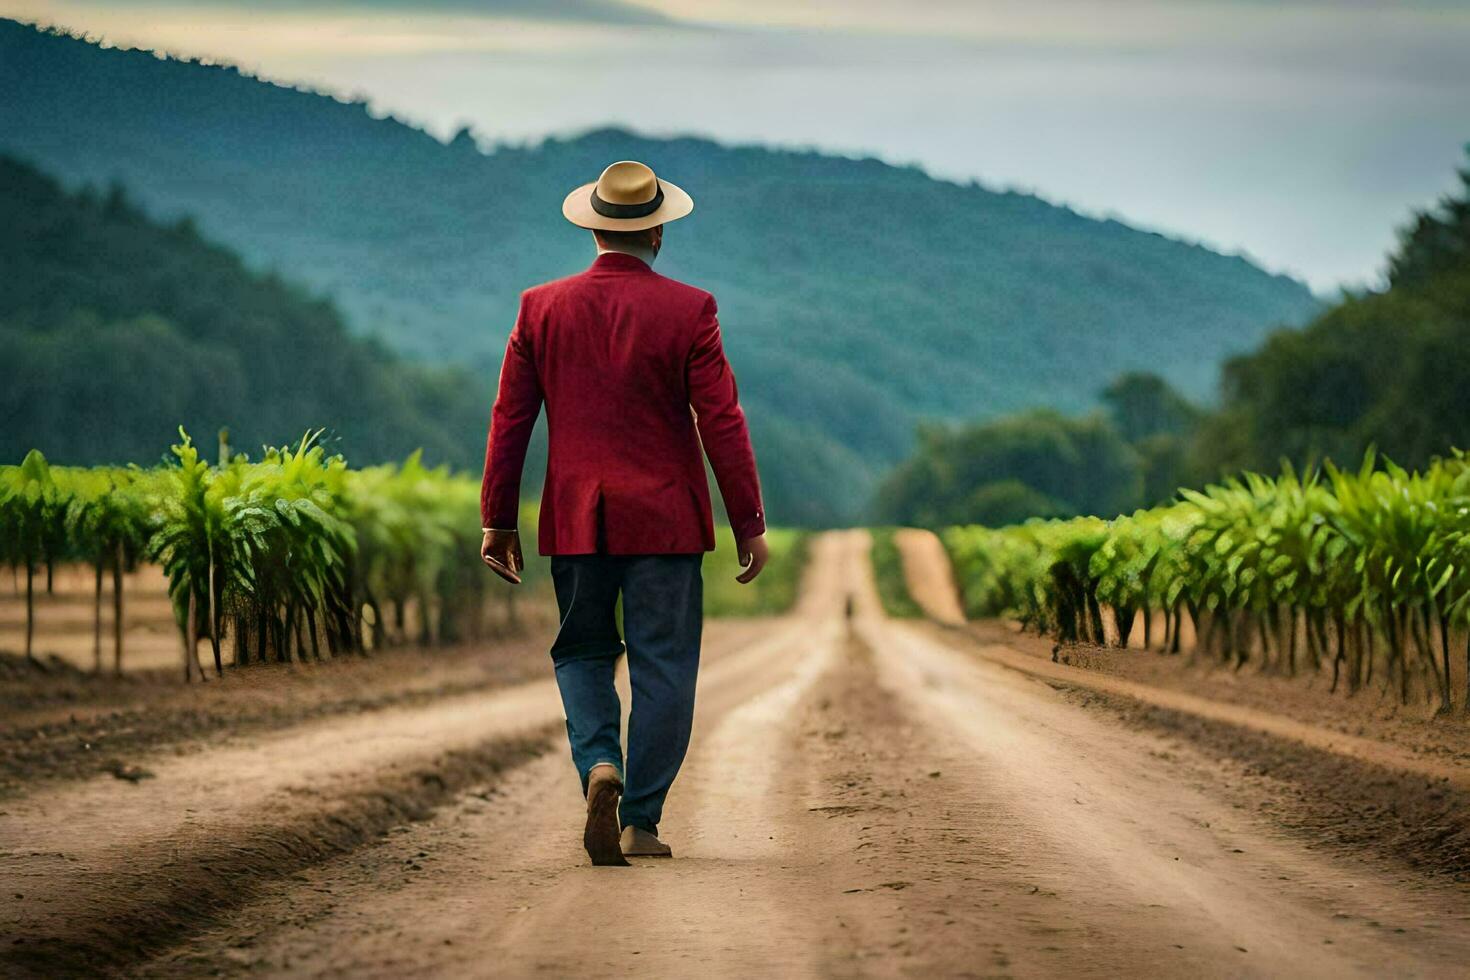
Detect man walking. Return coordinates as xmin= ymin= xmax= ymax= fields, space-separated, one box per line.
xmin=480 ymin=161 xmax=768 ymax=867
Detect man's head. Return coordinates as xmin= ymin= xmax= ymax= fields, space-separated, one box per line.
xmin=593 ymin=224 xmax=664 ymax=258
xmin=563 ymin=161 xmax=692 ymax=243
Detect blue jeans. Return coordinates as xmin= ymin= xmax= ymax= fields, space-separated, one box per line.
xmin=549 ymin=553 xmax=703 ymax=835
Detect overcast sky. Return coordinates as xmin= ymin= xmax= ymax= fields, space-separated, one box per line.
xmin=8 ymin=0 xmax=1470 ymax=291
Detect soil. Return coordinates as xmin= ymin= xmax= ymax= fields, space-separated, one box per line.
xmin=979 ymin=617 xmax=1470 ymax=768
xmin=0 ymin=638 xmax=550 ymax=798
xmin=2 ymin=532 xmax=1468 ymax=978
xmin=892 ymin=528 xmax=1470 ymax=772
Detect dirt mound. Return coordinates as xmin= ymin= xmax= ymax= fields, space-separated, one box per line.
xmin=0 ymin=650 xmax=93 ymax=680
xmin=3 ymin=730 xmax=553 ymax=978
xmin=0 ymin=640 xmax=547 ymax=797
xmin=1071 ymin=687 xmax=1470 ymax=881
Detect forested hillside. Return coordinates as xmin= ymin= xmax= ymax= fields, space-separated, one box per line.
xmin=0 ymin=20 xmax=1320 ymax=522
xmin=0 ymin=157 xmax=492 ymax=469
xmin=1196 ymin=154 xmax=1470 ymax=478
xmin=879 ymin=150 xmax=1470 ymax=528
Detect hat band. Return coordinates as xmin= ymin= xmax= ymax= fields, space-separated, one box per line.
xmin=590 ymin=183 xmax=664 ymax=219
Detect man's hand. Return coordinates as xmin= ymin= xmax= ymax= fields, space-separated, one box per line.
xmin=481 ymin=529 xmax=524 ymax=585
xmin=736 ymin=533 xmax=770 ymax=584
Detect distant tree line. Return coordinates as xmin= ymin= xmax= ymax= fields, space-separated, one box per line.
xmin=876 ymin=148 xmax=1470 ymax=527
xmin=873 ymin=373 xmax=1196 ymax=526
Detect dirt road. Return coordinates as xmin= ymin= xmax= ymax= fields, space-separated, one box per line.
xmin=893 ymin=527 xmax=966 ymax=626
xmin=6 ymin=532 xmax=1470 ymax=978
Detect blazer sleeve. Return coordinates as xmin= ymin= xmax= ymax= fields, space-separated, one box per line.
xmin=480 ymin=301 xmax=543 ymax=530
xmin=687 ymin=294 xmax=766 ymax=541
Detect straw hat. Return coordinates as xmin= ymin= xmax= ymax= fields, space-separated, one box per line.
xmin=562 ymin=160 xmax=693 ymax=232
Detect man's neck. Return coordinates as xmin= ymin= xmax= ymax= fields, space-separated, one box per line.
xmin=596 ymin=243 xmax=657 ymax=267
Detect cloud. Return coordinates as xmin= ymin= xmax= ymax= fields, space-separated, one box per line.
xmin=58 ymin=0 xmax=678 ymax=27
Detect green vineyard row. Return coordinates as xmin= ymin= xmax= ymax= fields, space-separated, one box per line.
xmin=943 ymin=453 xmax=1470 ymax=713
xmin=1 ymin=431 xmax=526 ymax=676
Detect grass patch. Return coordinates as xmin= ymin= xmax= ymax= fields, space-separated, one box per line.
xmin=869 ymin=527 xmax=924 ymax=618
xmin=703 ymin=527 xmax=810 ymax=617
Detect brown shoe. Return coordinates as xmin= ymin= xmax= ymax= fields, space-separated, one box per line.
xmin=620 ymin=825 xmax=673 ymax=858
xmin=584 ymin=766 xmax=629 ymax=867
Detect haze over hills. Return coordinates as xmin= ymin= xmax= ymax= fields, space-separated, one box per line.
xmin=0 ymin=19 xmax=1320 ymax=524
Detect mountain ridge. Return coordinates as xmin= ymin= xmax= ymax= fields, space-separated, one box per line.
xmin=0 ymin=18 xmax=1321 ymax=523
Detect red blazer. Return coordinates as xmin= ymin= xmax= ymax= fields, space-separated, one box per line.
xmin=481 ymin=251 xmax=765 ymax=555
